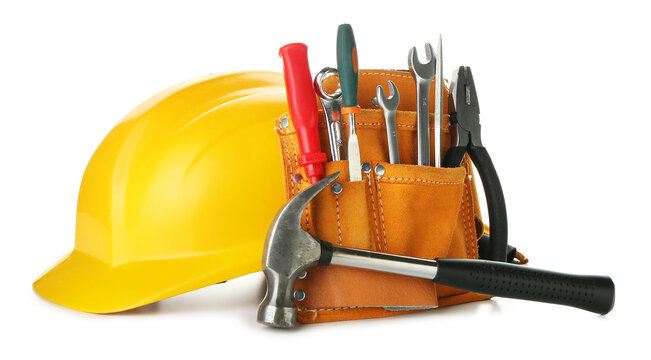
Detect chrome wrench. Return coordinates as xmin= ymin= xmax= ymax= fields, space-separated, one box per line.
xmin=372 ymin=80 xmax=401 ymax=164
xmin=408 ymin=43 xmax=436 ymax=166
xmin=314 ymin=68 xmax=345 ymax=161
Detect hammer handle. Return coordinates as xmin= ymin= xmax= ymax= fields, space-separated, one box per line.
xmin=434 ymin=258 xmax=615 ymax=315
xmin=326 ymin=245 xmax=614 ymax=315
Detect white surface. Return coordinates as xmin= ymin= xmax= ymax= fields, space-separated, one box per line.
xmin=1 ymin=1 xmax=648 ymax=358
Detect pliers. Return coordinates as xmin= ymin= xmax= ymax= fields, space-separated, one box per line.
xmin=444 ymin=66 xmax=508 ymax=262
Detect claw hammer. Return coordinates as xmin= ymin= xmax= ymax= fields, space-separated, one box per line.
xmin=258 ymin=173 xmax=616 ymax=328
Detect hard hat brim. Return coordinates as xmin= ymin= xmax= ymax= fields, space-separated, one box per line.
xmin=33 ymin=244 xmax=262 ymax=313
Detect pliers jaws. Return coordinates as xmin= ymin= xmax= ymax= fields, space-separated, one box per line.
xmin=449 ymin=66 xmax=482 ymax=148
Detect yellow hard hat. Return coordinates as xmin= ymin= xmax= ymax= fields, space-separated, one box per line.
xmin=33 ymin=71 xmax=288 ymax=313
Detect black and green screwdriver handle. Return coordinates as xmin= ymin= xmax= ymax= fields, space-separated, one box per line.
xmin=336 ymin=24 xmax=359 ymax=112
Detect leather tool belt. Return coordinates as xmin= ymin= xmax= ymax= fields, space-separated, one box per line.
xmin=274 ymin=69 xmax=519 ymax=323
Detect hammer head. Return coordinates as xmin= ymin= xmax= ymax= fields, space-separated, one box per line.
xmin=257 ymin=172 xmax=340 ymax=328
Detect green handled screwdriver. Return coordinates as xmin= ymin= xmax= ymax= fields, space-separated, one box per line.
xmin=337 ymin=24 xmax=362 ymax=182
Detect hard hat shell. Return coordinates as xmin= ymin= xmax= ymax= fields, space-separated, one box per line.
xmin=33 ymin=71 xmax=288 ymax=313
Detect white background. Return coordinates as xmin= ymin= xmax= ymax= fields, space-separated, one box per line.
xmin=1 ymin=1 xmax=648 ymax=358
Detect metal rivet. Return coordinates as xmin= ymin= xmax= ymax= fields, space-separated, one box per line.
xmin=331 ymin=182 xmax=343 ymax=194
xmin=374 ymin=164 xmax=385 ymax=176
xmin=293 ymin=290 xmax=306 ymax=301
xmin=292 ymin=173 xmax=303 ymax=184
xmin=298 ymin=271 xmax=307 ymax=279
xmin=468 ymin=175 xmax=473 ymax=181
xmin=280 ymin=117 xmax=289 ymax=128
xmin=361 ymin=162 xmax=372 ymax=173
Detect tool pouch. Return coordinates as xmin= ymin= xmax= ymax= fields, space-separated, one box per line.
xmin=274 ymin=70 xmax=492 ymax=323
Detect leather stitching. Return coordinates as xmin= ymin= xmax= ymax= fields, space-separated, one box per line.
xmin=297 ymin=305 xmax=436 ymax=313
xmin=323 ymin=72 xmax=414 ymax=89
xmin=380 ymin=177 xmax=464 ymax=185
xmin=361 ymin=72 xmax=413 ymax=79
xmin=289 ymin=135 xmax=300 ymax=173
xmin=276 ymin=128 xmax=295 ymax=134
xmin=280 ymin=134 xmax=294 ymax=196
xmin=463 ymin=160 xmax=476 ymax=258
xmin=335 ymin=194 xmax=342 ymax=246
xmin=376 ymin=176 xmax=388 ymax=252
xmin=464 ymin=179 xmax=471 ymax=258
xmin=297 ymin=292 xmax=481 ymax=313
xmin=467 ymin=182 xmax=476 ymax=258
xmin=467 ymin=161 xmax=477 ymax=258
xmin=460 ymin=161 xmax=469 ymax=258
xmin=466 ymin=162 xmax=479 ymax=259
xmin=332 ymin=121 xmax=450 ymax=131
xmin=366 ymin=173 xmax=381 ymax=251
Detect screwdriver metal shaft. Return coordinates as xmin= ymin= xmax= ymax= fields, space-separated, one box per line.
xmin=434 ymin=35 xmax=443 ymax=167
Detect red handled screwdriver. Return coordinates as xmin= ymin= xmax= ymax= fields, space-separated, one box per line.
xmin=279 ymin=43 xmax=326 ymax=184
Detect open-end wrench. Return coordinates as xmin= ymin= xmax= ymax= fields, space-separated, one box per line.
xmin=372 ymin=81 xmax=401 ymax=164
xmin=408 ymin=43 xmax=436 ymax=166
xmin=314 ymin=68 xmax=345 ymax=161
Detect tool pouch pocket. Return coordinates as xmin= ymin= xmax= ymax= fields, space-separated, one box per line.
xmin=274 ymin=70 xmax=491 ymax=323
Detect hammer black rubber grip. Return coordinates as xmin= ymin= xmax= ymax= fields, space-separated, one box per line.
xmin=434 ymin=258 xmax=615 ymax=315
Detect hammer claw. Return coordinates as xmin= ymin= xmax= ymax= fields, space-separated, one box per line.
xmin=258 ymin=172 xmax=340 ymax=328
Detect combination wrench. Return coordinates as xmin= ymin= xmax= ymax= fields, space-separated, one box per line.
xmin=372 ymin=80 xmax=401 ymax=164
xmin=408 ymin=43 xmax=436 ymax=166
xmin=314 ymin=68 xmax=346 ymax=161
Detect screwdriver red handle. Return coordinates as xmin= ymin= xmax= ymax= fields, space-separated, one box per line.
xmin=279 ymin=43 xmax=326 ymax=184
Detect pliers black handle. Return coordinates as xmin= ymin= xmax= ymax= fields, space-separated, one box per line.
xmin=443 ymin=143 xmax=507 ymax=262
